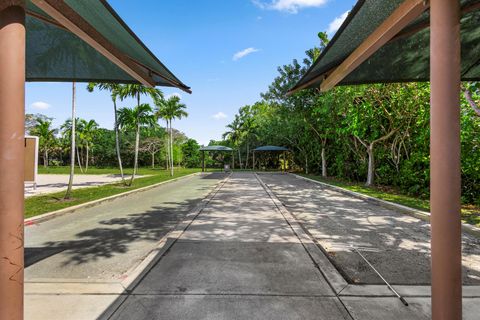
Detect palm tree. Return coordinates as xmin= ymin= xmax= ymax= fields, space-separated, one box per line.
xmin=30 ymin=119 xmax=57 ymax=167
xmin=119 ymin=84 xmax=162 ymax=110
xmin=154 ymin=96 xmax=188 ymax=176
xmin=87 ymin=83 xmax=126 ymax=183
xmin=223 ymin=115 xmax=243 ymax=168
xmin=78 ymin=119 xmax=99 ymax=172
xmin=117 ymin=103 xmax=156 ymax=185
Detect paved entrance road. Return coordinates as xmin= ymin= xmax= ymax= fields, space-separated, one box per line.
xmin=109 ymin=172 xmax=351 ymax=320
xmin=25 ymin=173 xmax=223 ymax=280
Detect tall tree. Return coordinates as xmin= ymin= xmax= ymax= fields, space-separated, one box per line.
xmin=30 ymin=119 xmax=57 ymax=167
xmin=155 ymin=95 xmax=188 ymax=176
xmin=78 ymin=119 xmax=99 ymax=172
xmin=118 ymin=103 xmax=156 ymax=185
xmin=87 ymin=83 xmax=126 ymax=183
xmin=223 ymin=115 xmax=244 ymax=168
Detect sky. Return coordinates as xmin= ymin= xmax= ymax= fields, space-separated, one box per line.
xmin=25 ymin=0 xmax=356 ymax=145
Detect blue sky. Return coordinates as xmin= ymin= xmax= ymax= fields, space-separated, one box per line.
xmin=26 ymin=0 xmax=356 ymax=145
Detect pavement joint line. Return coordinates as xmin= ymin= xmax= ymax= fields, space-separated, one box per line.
xmin=25 ymin=171 xmax=203 ymax=225
xmin=119 ymin=173 xmax=232 ymax=292
xmin=291 ymin=173 xmax=480 ymax=237
xmin=254 ymin=173 xmax=349 ymax=295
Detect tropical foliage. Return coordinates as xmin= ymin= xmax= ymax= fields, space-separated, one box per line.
xmin=221 ymin=44 xmax=480 ymax=206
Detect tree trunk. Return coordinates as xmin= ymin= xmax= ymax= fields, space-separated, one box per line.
xmin=366 ymin=144 xmax=375 ymax=186
xmin=130 ymin=124 xmax=140 ymax=186
xmin=113 ymin=99 xmax=125 ymax=184
xmin=151 ymin=152 xmax=155 ymax=169
xmin=65 ymin=82 xmax=76 ymax=199
xmin=165 ymin=120 xmax=170 ymax=170
xmin=464 ymin=88 xmax=480 ymax=117
xmin=245 ymin=142 xmax=249 ymax=169
xmin=321 ymin=146 xmax=327 ymax=178
xmin=170 ymin=120 xmax=174 ymax=176
xmin=85 ymin=144 xmax=89 ymax=173
xmin=76 ymin=144 xmax=83 ymax=173
xmin=305 ymin=156 xmax=308 ymax=175
xmin=238 ymin=147 xmax=243 ymax=169
xmin=44 ymin=149 xmax=48 ymax=168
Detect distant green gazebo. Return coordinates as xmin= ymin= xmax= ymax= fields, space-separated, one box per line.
xmin=252 ymin=146 xmax=289 ymax=173
xmin=199 ymin=146 xmax=234 ymax=172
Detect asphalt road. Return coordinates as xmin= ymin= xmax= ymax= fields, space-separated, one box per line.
xmin=25 ymin=173 xmax=224 ymax=281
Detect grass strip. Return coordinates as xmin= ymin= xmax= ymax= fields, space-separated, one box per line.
xmin=25 ymin=168 xmax=200 ymax=218
xmin=300 ymin=174 xmax=480 ymax=228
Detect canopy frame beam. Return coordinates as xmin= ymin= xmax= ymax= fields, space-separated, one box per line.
xmin=320 ymin=0 xmax=429 ymax=92
xmin=31 ymin=0 xmax=156 ymax=87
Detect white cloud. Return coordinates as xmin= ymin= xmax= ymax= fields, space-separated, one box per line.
xmin=327 ymin=11 xmax=349 ymax=36
xmin=30 ymin=101 xmax=51 ymax=110
xmin=253 ymin=0 xmax=328 ymax=13
xmin=212 ymin=112 xmax=227 ymax=120
xmin=233 ymin=47 xmax=260 ymax=61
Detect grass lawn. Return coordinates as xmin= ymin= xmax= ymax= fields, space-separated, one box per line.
xmin=26 ymin=167 xmax=200 ymax=218
xmin=300 ymin=174 xmax=480 ymax=228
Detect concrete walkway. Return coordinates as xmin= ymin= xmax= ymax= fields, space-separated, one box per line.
xmin=25 ymin=172 xmax=480 ymax=319
xmin=25 ymin=174 xmax=145 ymax=197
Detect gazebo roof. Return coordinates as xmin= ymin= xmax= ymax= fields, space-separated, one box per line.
xmin=24 ymin=0 xmax=190 ymax=92
xmin=200 ymin=146 xmax=233 ymax=152
xmin=289 ymin=0 xmax=480 ymax=94
xmin=254 ymin=146 xmax=289 ymax=152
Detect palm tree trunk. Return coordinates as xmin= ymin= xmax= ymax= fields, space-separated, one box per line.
xmin=130 ymin=124 xmax=140 ymax=186
xmin=165 ymin=120 xmax=170 ymax=170
xmin=85 ymin=144 xmax=89 ymax=173
xmin=113 ymin=99 xmax=125 ymax=184
xmin=65 ymin=82 xmax=76 ymax=199
xmin=238 ymin=148 xmax=242 ymax=169
xmin=170 ymin=120 xmax=174 ymax=176
xmin=76 ymin=144 xmax=84 ymax=173
xmin=44 ymin=149 xmax=48 ymax=168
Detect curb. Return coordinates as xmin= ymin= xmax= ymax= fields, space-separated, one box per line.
xmin=292 ymin=173 xmax=480 ymax=238
xmin=25 ymin=172 xmax=203 ymax=225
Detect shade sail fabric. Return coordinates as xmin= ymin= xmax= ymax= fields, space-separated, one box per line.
xmin=254 ymin=146 xmax=289 ymax=152
xmin=22 ymin=0 xmax=190 ymax=92
xmin=200 ymin=146 xmax=233 ymax=152
xmin=290 ymin=0 xmax=480 ymax=93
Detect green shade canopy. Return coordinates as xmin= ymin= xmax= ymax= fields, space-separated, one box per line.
xmin=289 ymin=0 xmax=480 ymax=94
xmin=200 ymin=146 xmax=233 ymax=152
xmin=254 ymin=146 xmax=289 ymax=152
xmin=23 ymin=0 xmax=190 ymax=92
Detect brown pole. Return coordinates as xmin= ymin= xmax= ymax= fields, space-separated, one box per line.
xmin=0 ymin=4 xmax=25 ymax=320
xmin=430 ymin=1 xmax=461 ymax=319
